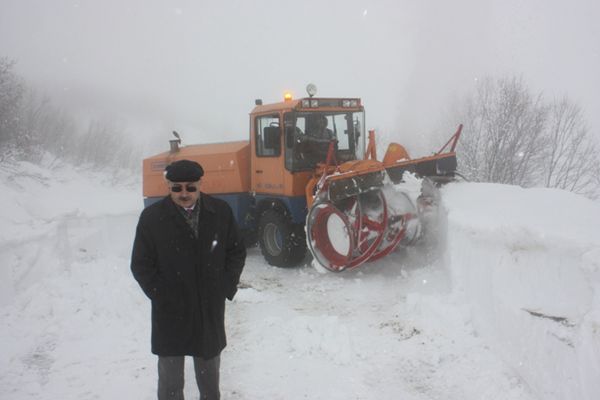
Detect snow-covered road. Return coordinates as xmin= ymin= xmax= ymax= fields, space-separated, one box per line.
xmin=224 ymin=250 xmax=535 ymax=400
xmin=1 ymin=161 xmax=598 ymax=399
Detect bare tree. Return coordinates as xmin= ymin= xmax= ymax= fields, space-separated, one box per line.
xmin=593 ymin=157 xmax=600 ymax=199
xmin=457 ymin=76 xmax=547 ymax=186
xmin=0 ymin=57 xmax=25 ymax=153
xmin=74 ymin=118 xmax=140 ymax=171
xmin=0 ymin=56 xmax=140 ymax=172
xmin=543 ymin=97 xmax=599 ymax=197
xmin=454 ymin=75 xmax=600 ymax=199
xmin=27 ymin=91 xmax=80 ymax=164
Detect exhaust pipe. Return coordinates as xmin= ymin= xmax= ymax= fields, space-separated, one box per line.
xmin=169 ymin=139 xmax=180 ymax=153
xmin=170 ymin=130 xmax=182 ymax=153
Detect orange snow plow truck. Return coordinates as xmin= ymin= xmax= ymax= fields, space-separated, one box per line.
xmin=143 ymin=85 xmax=461 ymax=272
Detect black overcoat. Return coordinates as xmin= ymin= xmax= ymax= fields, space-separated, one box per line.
xmin=131 ymin=194 xmax=246 ymax=358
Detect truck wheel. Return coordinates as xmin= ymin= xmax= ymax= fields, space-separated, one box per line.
xmin=258 ymin=209 xmax=307 ymax=267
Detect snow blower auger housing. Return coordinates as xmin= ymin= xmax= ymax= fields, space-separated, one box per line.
xmin=142 ymin=84 xmax=461 ymax=271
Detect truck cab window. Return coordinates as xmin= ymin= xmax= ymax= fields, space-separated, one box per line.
xmin=256 ymin=115 xmax=281 ymax=157
xmin=284 ymin=111 xmax=364 ymax=171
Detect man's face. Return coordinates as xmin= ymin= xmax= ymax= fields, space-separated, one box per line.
xmin=168 ymin=180 xmax=200 ymax=208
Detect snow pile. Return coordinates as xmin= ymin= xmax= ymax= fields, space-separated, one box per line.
xmin=0 ymin=161 xmax=599 ymax=399
xmin=443 ymin=182 xmax=600 ymax=400
xmin=0 ymin=160 xmax=139 ymax=305
xmin=0 ymin=160 xmax=146 ymax=399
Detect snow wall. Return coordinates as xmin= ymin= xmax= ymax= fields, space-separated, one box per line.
xmin=442 ymin=182 xmax=600 ymax=400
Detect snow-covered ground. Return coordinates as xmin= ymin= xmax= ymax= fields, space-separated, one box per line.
xmin=0 ymin=160 xmax=598 ymax=400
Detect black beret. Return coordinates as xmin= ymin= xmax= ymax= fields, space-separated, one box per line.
xmin=165 ymin=159 xmax=204 ymax=182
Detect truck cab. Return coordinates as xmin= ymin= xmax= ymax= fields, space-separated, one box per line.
xmin=248 ymin=95 xmax=365 ymax=266
xmin=251 ymin=97 xmax=365 ymax=214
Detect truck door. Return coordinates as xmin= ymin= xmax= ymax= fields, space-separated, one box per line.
xmin=252 ymin=114 xmax=284 ymax=195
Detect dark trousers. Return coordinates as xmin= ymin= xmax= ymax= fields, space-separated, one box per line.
xmin=157 ymin=355 xmax=220 ymax=400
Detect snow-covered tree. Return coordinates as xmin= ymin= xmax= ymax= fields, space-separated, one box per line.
xmin=454 ymin=75 xmax=600 ymax=198
xmin=0 ymin=56 xmax=139 ymax=171
xmin=456 ymin=76 xmax=547 ymax=187
xmin=543 ymin=97 xmax=598 ymax=197
xmin=0 ymin=57 xmax=25 ymax=152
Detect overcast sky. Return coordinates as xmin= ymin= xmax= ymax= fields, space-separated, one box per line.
xmin=1 ymin=0 xmax=599 ymax=154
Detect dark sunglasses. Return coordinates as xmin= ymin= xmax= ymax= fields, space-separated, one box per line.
xmin=170 ymin=184 xmax=198 ymax=193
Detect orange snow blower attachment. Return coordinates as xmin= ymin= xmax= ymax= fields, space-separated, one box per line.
xmin=306 ymin=125 xmax=462 ymax=272
xmin=384 ymin=124 xmax=462 ymax=185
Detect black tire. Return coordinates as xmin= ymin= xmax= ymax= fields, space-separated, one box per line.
xmin=257 ymin=209 xmax=307 ymax=267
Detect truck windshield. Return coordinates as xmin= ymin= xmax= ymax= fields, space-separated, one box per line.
xmin=283 ymin=111 xmax=365 ymax=171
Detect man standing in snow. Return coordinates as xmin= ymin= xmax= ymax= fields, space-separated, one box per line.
xmin=131 ymin=159 xmax=246 ymax=400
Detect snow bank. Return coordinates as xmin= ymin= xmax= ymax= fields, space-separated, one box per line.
xmin=443 ymin=182 xmax=600 ymax=400
xmin=0 ymin=160 xmax=148 ymax=398
xmin=0 ymin=160 xmax=140 ymax=306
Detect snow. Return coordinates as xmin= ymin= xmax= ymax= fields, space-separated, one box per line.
xmin=442 ymin=182 xmax=600 ymax=400
xmin=1 ymin=160 xmax=599 ymax=399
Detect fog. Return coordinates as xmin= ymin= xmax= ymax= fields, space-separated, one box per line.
xmin=1 ymin=0 xmax=598 ymax=154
